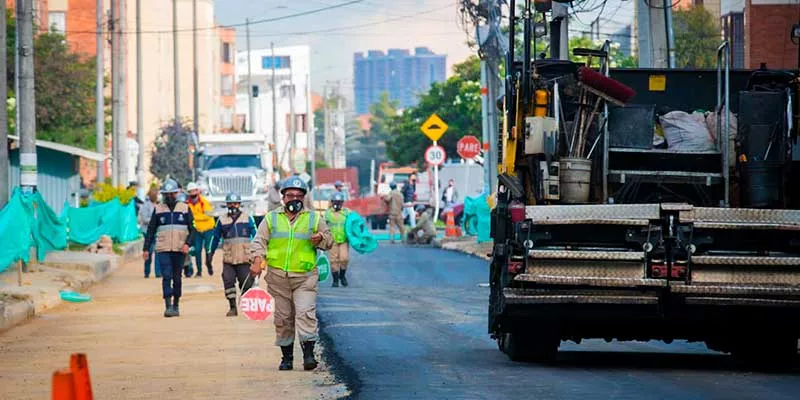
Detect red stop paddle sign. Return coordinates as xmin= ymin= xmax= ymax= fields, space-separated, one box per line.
xmin=240 ymin=287 xmax=274 ymax=321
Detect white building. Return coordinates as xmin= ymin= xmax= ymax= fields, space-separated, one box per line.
xmin=235 ymin=45 xmax=313 ymax=175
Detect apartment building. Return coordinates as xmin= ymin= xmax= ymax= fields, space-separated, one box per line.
xmin=721 ymin=0 xmax=799 ymax=69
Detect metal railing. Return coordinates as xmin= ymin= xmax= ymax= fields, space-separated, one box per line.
xmin=717 ymin=41 xmax=731 ymax=207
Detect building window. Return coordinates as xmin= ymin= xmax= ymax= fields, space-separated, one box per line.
xmin=221 ymin=43 xmax=232 ymax=63
xmin=49 ymin=11 xmax=65 ymax=35
xmin=262 ymin=56 xmax=291 ymax=69
xmin=221 ymin=75 xmax=233 ymax=96
xmin=220 ymin=107 xmax=234 ymax=129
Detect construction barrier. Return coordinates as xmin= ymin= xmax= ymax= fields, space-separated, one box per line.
xmin=462 ymin=194 xmax=492 ymax=243
xmin=52 ymin=353 xmax=93 ymax=400
xmin=0 ymin=189 xmax=68 ymax=273
xmin=61 ymin=197 xmax=140 ymax=245
xmin=445 ymin=210 xmax=462 ymax=237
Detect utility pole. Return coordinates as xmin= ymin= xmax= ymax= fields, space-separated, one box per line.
xmin=323 ymin=84 xmax=330 ymax=166
xmin=18 ymin=0 xmax=36 ymax=192
xmin=110 ymin=0 xmax=120 ymax=186
xmin=245 ymin=19 xmax=253 ymax=133
xmin=96 ymin=0 xmax=105 ymax=185
xmin=0 ymin=0 xmax=7 ymax=207
xmin=307 ymin=73 xmax=315 ymax=193
xmin=270 ymin=42 xmax=278 ymax=168
xmin=192 ymin=0 xmax=199 ymax=136
xmin=118 ymin=0 xmax=128 ymax=185
xmin=335 ymin=80 xmax=344 ymax=168
xmin=173 ymin=0 xmax=180 ymax=125
xmin=288 ymin=62 xmax=296 ymax=156
xmin=636 ymin=0 xmax=669 ymax=68
xmin=136 ymin=0 xmax=144 ymax=188
xmin=551 ymin=3 xmax=569 ymax=60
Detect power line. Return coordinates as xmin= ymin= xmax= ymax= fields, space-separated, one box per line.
xmin=61 ymin=0 xmax=366 ymax=35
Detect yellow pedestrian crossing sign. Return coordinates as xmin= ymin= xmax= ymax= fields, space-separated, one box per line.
xmin=420 ymin=113 xmax=448 ymax=141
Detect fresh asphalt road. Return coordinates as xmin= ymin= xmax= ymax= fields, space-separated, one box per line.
xmin=317 ymin=245 xmax=800 ymax=400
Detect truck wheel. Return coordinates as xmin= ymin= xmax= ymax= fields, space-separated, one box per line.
xmin=370 ymin=217 xmax=378 ymax=230
xmin=502 ymin=331 xmax=559 ymax=363
xmin=379 ymin=217 xmax=388 ymax=230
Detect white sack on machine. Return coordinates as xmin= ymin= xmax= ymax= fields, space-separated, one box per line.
xmin=660 ymin=111 xmax=716 ymax=152
xmin=703 ymin=111 xmax=738 ymax=167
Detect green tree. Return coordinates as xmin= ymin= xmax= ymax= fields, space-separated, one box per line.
xmin=368 ymin=92 xmax=399 ymax=141
xmin=6 ymin=10 xmax=101 ymax=149
xmin=386 ymin=56 xmax=482 ymax=166
xmin=673 ymin=6 xmax=719 ymax=68
xmin=150 ymin=120 xmax=193 ymax=185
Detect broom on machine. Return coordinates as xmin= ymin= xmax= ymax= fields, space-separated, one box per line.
xmin=568 ymin=66 xmax=636 ymax=158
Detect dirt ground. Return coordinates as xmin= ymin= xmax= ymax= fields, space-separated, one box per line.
xmin=0 ymin=255 xmax=347 ymax=399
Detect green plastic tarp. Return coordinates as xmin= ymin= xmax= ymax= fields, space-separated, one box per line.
xmin=62 ymin=198 xmax=141 ymax=245
xmin=462 ymin=194 xmax=492 ymax=243
xmin=344 ymin=211 xmax=378 ymax=255
xmin=0 ymin=189 xmax=68 ymax=273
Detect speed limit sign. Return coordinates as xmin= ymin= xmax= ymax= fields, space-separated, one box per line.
xmin=424 ymin=145 xmax=446 ymax=166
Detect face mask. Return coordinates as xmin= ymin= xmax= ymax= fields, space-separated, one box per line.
xmin=165 ymin=195 xmax=177 ymax=207
xmin=285 ymin=199 xmax=304 ymax=214
xmin=227 ymin=207 xmax=240 ymax=216
xmin=333 ymin=203 xmax=342 ymax=211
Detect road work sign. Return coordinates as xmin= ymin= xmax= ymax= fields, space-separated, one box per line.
xmin=240 ymin=287 xmax=274 ymax=321
xmin=420 ymin=113 xmax=448 ymax=141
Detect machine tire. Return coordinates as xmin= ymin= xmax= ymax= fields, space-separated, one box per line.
xmin=501 ymin=331 xmax=559 ymax=363
xmin=378 ymin=216 xmax=388 ymax=230
xmin=370 ymin=217 xmax=378 ymax=230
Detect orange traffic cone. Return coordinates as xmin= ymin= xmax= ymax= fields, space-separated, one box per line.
xmin=70 ymin=353 xmax=93 ymax=400
xmin=52 ymin=369 xmax=76 ymax=400
xmin=445 ymin=210 xmax=461 ymax=237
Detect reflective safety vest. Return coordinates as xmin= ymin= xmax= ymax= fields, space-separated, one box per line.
xmin=266 ymin=211 xmax=319 ymax=273
xmin=219 ymin=211 xmax=253 ymax=265
xmin=325 ymin=209 xmax=349 ymax=244
xmin=154 ymin=202 xmax=191 ymax=253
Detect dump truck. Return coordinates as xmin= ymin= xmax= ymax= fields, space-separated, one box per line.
xmin=489 ymin=37 xmax=800 ymax=367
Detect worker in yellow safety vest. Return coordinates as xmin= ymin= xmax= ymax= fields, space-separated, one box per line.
xmin=249 ymin=176 xmax=333 ymax=371
xmin=186 ymin=182 xmax=215 ymax=277
xmin=325 ymin=192 xmax=351 ymax=287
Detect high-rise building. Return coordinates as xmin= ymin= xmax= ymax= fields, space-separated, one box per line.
xmin=353 ymin=47 xmax=446 ymax=115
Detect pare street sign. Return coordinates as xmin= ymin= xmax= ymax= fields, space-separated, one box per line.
xmin=424 ymin=145 xmax=446 ymax=166
xmin=420 ymin=113 xmax=449 ymax=141
xmin=457 ymin=135 xmax=482 ymax=159
xmin=240 ymin=287 xmax=274 ymax=321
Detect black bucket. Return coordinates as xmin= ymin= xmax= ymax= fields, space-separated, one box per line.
xmin=741 ymin=161 xmax=782 ymax=208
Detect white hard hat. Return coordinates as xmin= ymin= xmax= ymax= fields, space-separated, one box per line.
xmin=186 ymin=182 xmax=199 ymax=191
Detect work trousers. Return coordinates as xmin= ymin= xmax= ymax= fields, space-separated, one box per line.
xmin=328 ymin=242 xmax=349 ymax=272
xmin=388 ymin=214 xmax=405 ymax=243
xmin=403 ymin=205 xmax=416 ymax=227
xmin=158 ymin=252 xmax=185 ymax=299
xmin=143 ymin=240 xmax=160 ymax=277
xmin=223 ymin=263 xmax=253 ymax=300
xmin=265 ymin=267 xmax=319 ymax=346
xmin=187 ymin=229 xmax=214 ymax=276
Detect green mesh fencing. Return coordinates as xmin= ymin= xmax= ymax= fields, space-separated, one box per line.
xmin=0 ymin=189 xmax=68 ymax=273
xmin=345 ymin=211 xmax=378 ymax=255
xmin=62 ymin=198 xmax=141 ymax=245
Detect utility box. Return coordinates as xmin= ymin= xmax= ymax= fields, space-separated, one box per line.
xmin=540 ymin=161 xmax=560 ymax=201
xmin=524 ymin=117 xmax=558 ymax=156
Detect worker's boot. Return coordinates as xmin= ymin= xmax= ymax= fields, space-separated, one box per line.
xmin=172 ymin=297 xmax=180 ymax=317
xmin=340 ymin=269 xmax=348 ymax=287
xmin=279 ymin=345 xmax=294 ymax=371
xmin=332 ymin=270 xmax=339 ymax=287
xmin=163 ymin=298 xmax=173 ymax=318
xmin=206 ymin=255 xmax=214 ymax=276
xmin=226 ymin=298 xmax=237 ymax=317
xmin=301 ymin=341 xmax=318 ymax=371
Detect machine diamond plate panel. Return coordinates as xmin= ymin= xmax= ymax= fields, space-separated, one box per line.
xmin=525 ymin=204 xmax=660 ymax=224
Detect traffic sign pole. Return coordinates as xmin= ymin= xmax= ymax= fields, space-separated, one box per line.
xmin=433 ymin=140 xmax=440 ymax=223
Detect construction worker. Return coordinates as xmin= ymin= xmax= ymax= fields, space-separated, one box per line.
xmin=209 ymin=193 xmax=256 ymax=317
xmin=249 ymin=176 xmax=334 ymax=371
xmin=267 ymin=181 xmax=283 ymax=212
xmin=408 ymin=205 xmax=436 ymax=245
xmin=186 ymin=182 xmax=215 ymax=277
xmin=325 ymin=192 xmax=351 ymax=287
xmin=334 ymin=180 xmax=344 ymax=193
xmin=383 ymin=181 xmax=405 ymax=244
xmin=143 ymin=178 xmax=195 ymax=318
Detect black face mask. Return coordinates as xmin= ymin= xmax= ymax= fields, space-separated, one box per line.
xmin=333 ymin=203 xmax=342 ymax=211
xmin=285 ymin=199 xmax=304 ymax=214
xmin=165 ymin=195 xmax=177 ymax=207
xmin=227 ymin=207 xmax=240 ymax=216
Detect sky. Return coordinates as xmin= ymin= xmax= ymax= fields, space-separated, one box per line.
xmin=214 ymin=0 xmax=637 ymax=97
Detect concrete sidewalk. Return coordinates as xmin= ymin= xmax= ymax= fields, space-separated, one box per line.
xmin=0 ymin=252 xmax=347 ymax=399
